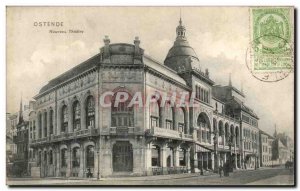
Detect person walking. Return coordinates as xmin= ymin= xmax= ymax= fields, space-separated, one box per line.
xmin=219 ymin=162 xmax=223 ymax=178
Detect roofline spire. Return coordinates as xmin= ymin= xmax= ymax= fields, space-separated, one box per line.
xmin=179 ymin=8 xmax=182 ymax=25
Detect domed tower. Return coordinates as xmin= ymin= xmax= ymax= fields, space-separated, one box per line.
xmin=164 ymin=17 xmax=201 ymax=73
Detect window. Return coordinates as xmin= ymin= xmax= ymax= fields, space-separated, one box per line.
xmin=73 ymin=101 xmax=81 ymax=131
xmin=38 ymin=113 xmax=42 ymax=138
xmin=61 ymin=149 xmax=67 ymax=167
xmin=44 ymin=112 xmax=47 ymax=137
xmin=177 ymin=107 xmax=185 ymax=132
xmin=49 ymin=150 xmax=53 ymax=165
xmin=61 ymin=105 xmax=68 ymax=133
xmin=151 ymin=146 xmax=160 ymax=166
xmin=151 ymin=116 xmax=158 ymax=128
xmin=179 ymin=148 xmax=186 ymax=166
xmin=72 ymin=147 xmax=80 ymax=167
xmin=165 ymin=102 xmax=174 ymax=130
xmin=86 ymin=96 xmax=95 ymax=129
xmin=111 ymin=91 xmax=134 ymax=127
xmin=150 ymin=100 xmax=161 ymax=128
xmin=50 ymin=110 xmax=54 ymax=135
xmin=86 ymin=146 xmax=94 ymax=168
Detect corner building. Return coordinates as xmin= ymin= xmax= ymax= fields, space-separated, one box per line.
xmin=28 ymin=18 xmax=260 ymax=178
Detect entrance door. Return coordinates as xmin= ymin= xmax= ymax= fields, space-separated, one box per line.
xmin=113 ymin=141 xmax=133 ymax=172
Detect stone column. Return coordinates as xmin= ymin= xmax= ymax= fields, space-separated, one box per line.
xmin=56 ymin=148 xmax=60 ymax=177
xmin=235 ymin=154 xmax=238 ymax=169
xmin=160 ymin=107 xmax=166 ymax=129
xmin=186 ymin=148 xmax=191 ymax=173
xmin=80 ymin=102 xmax=86 ymax=130
xmin=57 ymin=106 xmax=61 ymax=135
xmin=66 ymin=146 xmax=71 ymax=177
xmin=206 ymin=152 xmax=209 ymax=170
xmin=79 ymin=144 xmax=84 ymax=177
xmin=68 ymin=103 xmax=72 ymax=133
xmin=146 ymin=143 xmax=152 ymax=175
xmin=47 ymin=110 xmax=50 ymax=138
xmin=160 ymin=144 xmax=167 ymax=174
xmin=174 ymin=147 xmax=180 ymax=167
xmin=211 ymin=152 xmax=215 ymax=171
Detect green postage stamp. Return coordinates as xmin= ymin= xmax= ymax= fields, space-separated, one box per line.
xmin=248 ymin=7 xmax=294 ymax=82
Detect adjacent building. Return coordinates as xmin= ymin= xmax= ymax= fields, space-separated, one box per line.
xmin=259 ymin=130 xmax=274 ymax=167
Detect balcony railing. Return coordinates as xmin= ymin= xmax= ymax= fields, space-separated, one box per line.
xmin=109 ymin=126 xmax=135 ymax=135
xmin=148 ymin=126 xmax=193 ymax=141
xmin=30 ymin=128 xmax=99 ymax=144
xmin=213 ymin=110 xmax=240 ymax=123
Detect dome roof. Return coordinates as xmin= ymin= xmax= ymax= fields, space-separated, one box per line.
xmin=164 ymin=18 xmax=200 ymax=72
xmin=165 ymin=39 xmax=199 ymax=61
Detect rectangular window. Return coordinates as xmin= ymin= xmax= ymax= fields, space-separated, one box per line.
xmin=151 ymin=148 xmax=160 ymax=167
xmin=151 ymin=116 xmax=158 ymax=128
xmin=178 ymin=123 xmax=184 ymax=133
xmin=166 ymin=120 xmax=172 ymax=130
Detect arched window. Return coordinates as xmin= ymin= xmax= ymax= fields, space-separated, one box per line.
xmin=61 ymin=105 xmax=68 ymax=133
xmin=235 ymin=127 xmax=239 ymax=146
xmin=177 ymin=107 xmax=185 ymax=132
xmin=86 ymin=96 xmax=95 ymax=129
xmin=218 ymin=121 xmax=224 ymax=145
xmin=111 ymin=91 xmax=134 ymax=127
xmin=197 ymin=113 xmax=210 ymax=143
xmin=165 ymin=102 xmax=174 ymax=130
xmin=73 ymin=101 xmax=81 ymax=131
xmin=49 ymin=109 xmax=54 ymax=135
xmin=225 ymin=124 xmax=229 ymax=145
xmin=61 ymin=148 xmax=67 ymax=167
xmin=86 ymin=146 xmax=94 ymax=168
xmin=72 ymin=147 xmax=80 ymax=167
xmin=49 ymin=150 xmax=53 ymax=165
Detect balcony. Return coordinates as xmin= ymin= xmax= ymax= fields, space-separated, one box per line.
xmin=148 ymin=126 xmax=193 ymax=141
xmin=213 ymin=110 xmax=240 ymax=123
xmin=108 ymin=126 xmax=135 ymax=135
xmin=30 ymin=128 xmax=100 ymax=145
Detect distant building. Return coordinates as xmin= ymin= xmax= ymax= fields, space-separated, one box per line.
xmin=259 ymin=130 xmax=274 ymax=167
xmin=271 ymin=129 xmax=294 ymax=166
xmin=11 ymin=100 xmax=35 ymax=177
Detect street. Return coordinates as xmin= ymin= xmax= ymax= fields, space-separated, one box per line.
xmin=7 ymin=167 xmax=294 ymax=186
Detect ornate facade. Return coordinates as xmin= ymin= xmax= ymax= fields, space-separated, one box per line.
xmin=28 ymin=18 xmax=260 ymax=178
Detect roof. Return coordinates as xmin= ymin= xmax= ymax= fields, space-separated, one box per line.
xmin=38 ymin=54 xmax=100 ymax=95
xmin=259 ymin=129 xmax=274 ymax=139
xmin=143 ymin=54 xmax=187 ymax=86
xmin=165 ymin=40 xmax=199 ymax=61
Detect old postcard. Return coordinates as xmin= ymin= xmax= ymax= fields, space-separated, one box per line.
xmin=6 ymin=6 xmax=295 ymax=186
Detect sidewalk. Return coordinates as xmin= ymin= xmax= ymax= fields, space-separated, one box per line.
xmin=100 ymin=172 xmax=218 ymax=181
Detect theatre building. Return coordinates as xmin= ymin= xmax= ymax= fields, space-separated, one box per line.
xmin=28 ymin=18 xmax=260 ymax=178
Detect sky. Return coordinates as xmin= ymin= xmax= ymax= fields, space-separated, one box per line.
xmin=6 ymin=7 xmax=294 ymax=137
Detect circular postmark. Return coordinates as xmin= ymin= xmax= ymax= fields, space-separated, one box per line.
xmin=246 ymin=8 xmax=294 ymax=82
xmin=246 ymin=36 xmax=294 ymax=82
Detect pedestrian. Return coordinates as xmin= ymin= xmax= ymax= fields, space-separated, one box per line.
xmin=219 ymin=164 xmax=223 ymax=178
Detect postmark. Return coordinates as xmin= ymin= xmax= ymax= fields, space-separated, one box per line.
xmin=246 ymin=7 xmax=294 ymax=82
